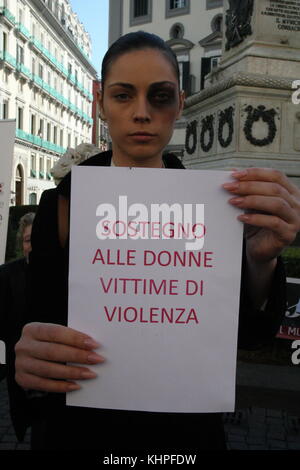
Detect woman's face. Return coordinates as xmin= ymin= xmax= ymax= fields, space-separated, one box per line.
xmin=22 ymin=224 xmax=32 ymax=260
xmin=100 ymin=48 xmax=184 ymax=166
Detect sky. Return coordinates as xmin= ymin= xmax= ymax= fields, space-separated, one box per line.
xmin=69 ymin=0 xmax=109 ymax=78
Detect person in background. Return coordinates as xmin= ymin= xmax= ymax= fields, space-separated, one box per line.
xmin=0 ymin=212 xmax=35 ymax=442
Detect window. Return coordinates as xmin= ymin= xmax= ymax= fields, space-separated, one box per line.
xmin=178 ymin=60 xmax=190 ymax=96
xmin=38 ymin=118 xmax=44 ymax=138
xmin=29 ymin=193 xmax=37 ymax=205
xmin=47 ymin=158 xmax=52 ymax=179
xmin=130 ymin=0 xmax=152 ymax=26
xmin=60 ymin=129 xmax=64 ymax=147
xmin=47 ymin=122 xmax=51 ymax=141
xmin=39 ymin=63 xmax=43 ymax=79
xmin=39 ymin=156 xmax=44 ymax=178
xmin=134 ymin=0 xmax=148 ymax=16
xmin=166 ymin=0 xmax=190 ymax=17
xmin=16 ymin=44 xmax=24 ymax=64
xmin=170 ymin=23 xmax=184 ymax=39
xmin=3 ymin=32 xmax=7 ymax=53
xmin=31 ymin=154 xmax=36 ymax=178
xmin=200 ymin=56 xmax=220 ymax=90
xmin=32 ymin=57 xmax=35 ymax=75
xmin=31 ymin=114 xmax=36 ymax=134
xmin=2 ymin=100 xmax=8 ymax=119
xmin=206 ymin=0 xmax=223 ymax=10
xmin=170 ymin=0 xmax=186 ymax=8
xmin=17 ymin=107 xmax=23 ymax=130
xmin=211 ymin=14 xmax=223 ymax=32
xmin=53 ymin=126 xmax=57 ymax=144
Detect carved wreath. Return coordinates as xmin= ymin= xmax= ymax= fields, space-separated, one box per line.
xmin=200 ymin=115 xmax=214 ymax=153
xmin=218 ymin=106 xmax=234 ymax=148
xmin=243 ymin=105 xmax=277 ymax=147
xmin=185 ymin=120 xmax=198 ymax=155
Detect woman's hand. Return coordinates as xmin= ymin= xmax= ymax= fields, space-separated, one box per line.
xmin=223 ymin=168 xmax=300 ymax=263
xmin=15 ymin=322 xmax=105 ymax=393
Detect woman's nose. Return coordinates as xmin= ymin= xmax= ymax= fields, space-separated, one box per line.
xmin=132 ymin=96 xmax=151 ymax=123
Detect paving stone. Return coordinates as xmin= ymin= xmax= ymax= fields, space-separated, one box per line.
xmin=246 ymin=436 xmax=266 ymax=445
xmin=287 ymin=435 xmax=300 ymax=443
xmin=229 ymin=442 xmax=249 ymax=450
xmin=228 ymin=433 xmax=246 ymax=443
xmin=288 ymin=443 xmax=300 ymax=450
xmin=266 ymin=409 xmax=283 ymax=418
xmin=1 ymin=435 xmax=18 ymax=443
xmin=268 ymin=439 xmax=287 ymax=450
xmin=227 ymin=427 xmax=248 ymax=436
xmin=249 ymin=444 xmax=268 ymax=450
xmin=267 ymin=431 xmax=286 ymax=441
xmin=15 ymin=443 xmax=30 ymax=450
xmin=0 ymin=443 xmax=16 ymax=450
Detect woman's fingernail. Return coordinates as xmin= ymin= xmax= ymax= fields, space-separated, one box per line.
xmin=67 ymin=383 xmax=81 ymax=391
xmin=229 ymin=197 xmax=244 ymax=205
xmin=87 ymin=352 xmax=105 ymax=364
xmin=81 ymin=370 xmax=98 ymax=379
xmin=223 ymin=183 xmax=239 ymax=190
xmin=238 ymin=214 xmax=250 ymax=221
xmin=231 ymin=170 xmax=248 ymax=178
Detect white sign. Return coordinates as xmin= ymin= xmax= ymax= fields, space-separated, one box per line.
xmin=67 ymin=167 xmax=243 ymax=413
xmin=0 ymin=120 xmax=16 ymax=264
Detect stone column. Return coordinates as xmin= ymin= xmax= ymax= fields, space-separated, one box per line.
xmin=183 ymin=0 xmax=300 ymax=187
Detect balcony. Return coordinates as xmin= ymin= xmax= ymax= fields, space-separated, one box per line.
xmin=16 ymin=129 xmax=66 ymax=154
xmin=16 ymin=23 xmax=31 ymax=41
xmin=32 ymin=74 xmax=44 ymax=89
xmin=16 ymin=62 xmax=32 ymax=80
xmin=0 ymin=7 xmax=15 ymax=27
xmin=0 ymin=50 xmax=16 ymax=70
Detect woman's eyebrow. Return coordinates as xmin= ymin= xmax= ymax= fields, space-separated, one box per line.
xmin=108 ymin=82 xmax=135 ymax=89
xmin=107 ymin=81 xmax=176 ymax=89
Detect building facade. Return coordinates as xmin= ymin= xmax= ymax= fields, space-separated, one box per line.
xmin=92 ymin=79 xmax=109 ymax=152
xmin=109 ymin=0 xmax=224 ymax=155
xmin=0 ymin=0 xmax=97 ymax=205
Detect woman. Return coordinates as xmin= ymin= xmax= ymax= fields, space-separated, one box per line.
xmin=14 ymin=32 xmax=300 ymax=451
xmin=0 ymin=212 xmax=35 ymax=441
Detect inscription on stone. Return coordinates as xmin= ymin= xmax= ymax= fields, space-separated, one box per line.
xmin=261 ymin=0 xmax=300 ymax=32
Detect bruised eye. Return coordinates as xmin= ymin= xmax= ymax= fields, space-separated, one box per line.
xmin=149 ymin=90 xmax=175 ymax=106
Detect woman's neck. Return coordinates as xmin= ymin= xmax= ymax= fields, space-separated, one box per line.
xmin=111 ymin=148 xmax=164 ymax=168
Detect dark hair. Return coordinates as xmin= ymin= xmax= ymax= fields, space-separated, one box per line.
xmin=101 ymin=31 xmax=180 ymax=89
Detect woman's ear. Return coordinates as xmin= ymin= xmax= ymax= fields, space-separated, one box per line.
xmin=176 ymin=90 xmax=185 ymax=120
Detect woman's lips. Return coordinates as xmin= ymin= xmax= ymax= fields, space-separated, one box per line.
xmin=129 ymin=133 xmax=156 ymax=142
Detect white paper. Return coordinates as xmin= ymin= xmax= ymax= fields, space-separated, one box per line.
xmin=67 ymin=167 xmax=243 ymax=413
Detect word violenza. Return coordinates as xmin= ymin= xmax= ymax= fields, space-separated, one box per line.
xmin=103 ymin=306 xmax=199 ymax=325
